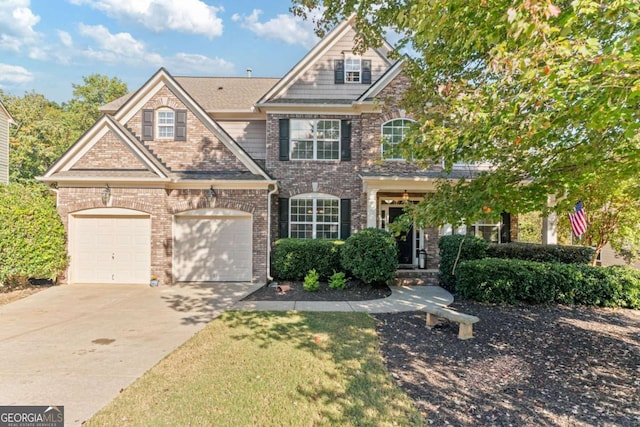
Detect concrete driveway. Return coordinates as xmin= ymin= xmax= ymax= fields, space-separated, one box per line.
xmin=0 ymin=282 xmax=261 ymax=426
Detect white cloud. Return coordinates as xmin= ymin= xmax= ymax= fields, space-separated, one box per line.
xmin=70 ymin=0 xmax=223 ymax=38
xmin=57 ymin=30 xmax=73 ymax=47
xmin=77 ymin=23 xmax=163 ymax=65
xmin=167 ymin=53 xmax=234 ymax=75
xmin=0 ymin=63 xmax=34 ymax=84
xmin=232 ymin=9 xmax=319 ymax=49
xmin=0 ymin=0 xmax=41 ymax=51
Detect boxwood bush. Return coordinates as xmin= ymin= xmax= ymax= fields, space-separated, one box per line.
xmin=0 ymin=183 xmax=68 ymax=290
xmin=487 ymin=242 xmax=594 ymax=264
xmin=271 ymin=238 xmax=342 ymax=281
xmin=340 ymin=228 xmax=398 ymax=286
xmin=438 ymin=235 xmax=488 ymax=291
xmin=456 ymin=258 xmax=640 ymax=308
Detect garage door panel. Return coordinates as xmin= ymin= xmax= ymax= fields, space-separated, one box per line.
xmin=72 ymin=215 xmax=150 ymax=284
xmin=174 ymin=216 xmax=252 ymax=282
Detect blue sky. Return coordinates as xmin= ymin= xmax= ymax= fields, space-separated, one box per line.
xmin=0 ymin=0 xmax=323 ymax=103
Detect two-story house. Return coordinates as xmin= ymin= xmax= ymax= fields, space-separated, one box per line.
xmin=0 ymin=100 xmax=14 ymax=185
xmin=40 ymin=17 xmax=512 ymax=285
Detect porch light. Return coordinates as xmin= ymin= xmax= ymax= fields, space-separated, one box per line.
xmin=207 ymin=186 xmax=216 ymax=202
xmin=101 ymin=185 xmax=111 ymax=205
xmin=402 ymin=190 xmax=409 ymax=201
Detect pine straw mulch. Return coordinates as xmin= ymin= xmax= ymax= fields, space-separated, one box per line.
xmin=374 ymin=301 xmax=640 ymax=426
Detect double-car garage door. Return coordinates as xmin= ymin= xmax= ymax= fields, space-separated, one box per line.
xmin=70 ymin=208 xmax=252 ymax=284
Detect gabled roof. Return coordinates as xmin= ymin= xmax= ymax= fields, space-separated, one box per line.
xmin=110 ymin=67 xmax=272 ymax=180
xmin=356 ymin=59 xmax=404 ymax=102
xmin=0 ymin=100 xmax=14 ymax=124
xmin=256 ymin=15 xmax=394 ymax=105
xmin=101 ymin=76 xmax=279 ymax=114
xmin=41 ymin=114 xmax=171 ymax=182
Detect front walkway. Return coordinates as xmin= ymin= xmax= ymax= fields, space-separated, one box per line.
xmin=231 ymin=285 xmax=453 ymax=312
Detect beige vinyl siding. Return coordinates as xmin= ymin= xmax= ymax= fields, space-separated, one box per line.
xmin=0 ymin=116 xmax=9 ymax=184
xmin=217 ymin=120 xmax=267 ymax=160
xmin=278 ymin=28 xmax=391 ymax=101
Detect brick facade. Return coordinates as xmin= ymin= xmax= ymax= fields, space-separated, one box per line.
xmin=56 ymin=186 xmax=269 ymax=285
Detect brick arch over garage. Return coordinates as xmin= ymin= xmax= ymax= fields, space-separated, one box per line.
xmin=170 ymin=196 xmax=256 ymax=215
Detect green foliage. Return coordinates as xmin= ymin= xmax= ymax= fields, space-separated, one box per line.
xmin=303 ymin=269 xmax=320 ymax=292
xmin=517 ymin=212 xmax=542 ymax=244
xmin=487 ymin=242 xmax=594 ymax=264
xmin=438 ymin=235 xmax=487 ymax=291
xmin=293 ymin=0 xmax=640 ymax=262
xmin=272 ymin=239 xmax=342 ymax=281
xmin=0 ymin=183 xmax=68 ymax=288
xmin=457 ymin=258 xmax=640 ymax=309
xmin=328 ymin=271 xmax=348 ymax=290
xmin=340 ymin=228 xmax=398 ymax=286
xmin=1 ymin=74 xmax=128 ymax=183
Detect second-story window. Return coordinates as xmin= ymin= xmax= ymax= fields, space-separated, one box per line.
xmin=345 ymin=56 xmax=361 ymax=83
xmin=382 ymin=119 xmax=414 ymax=160
xmin=290 ymin=119 xmax=340 ymax=160
xmin=157 ymin=109 xmax=175 ymax=139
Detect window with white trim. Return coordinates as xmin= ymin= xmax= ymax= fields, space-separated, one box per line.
xmin=290 ymin=119 xmax=340 ymax=160
xmin=345 ymin=56 xmax=361 ymax=83
xmin=441 ymin=219 xmax=501 ymax=243
xmin=290 ymin=194 xmax=340 ymax=239
xmin=157 ymin=109 xmax=175 ymax=139
xmin=382 ymin=118 xmax=414 ymax=160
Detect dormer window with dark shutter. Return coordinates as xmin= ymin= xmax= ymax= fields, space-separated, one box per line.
xmin=142 ymin=107 xmax=187 ymax=141
xmin=334 ymin=56 xmax=372 ymax=84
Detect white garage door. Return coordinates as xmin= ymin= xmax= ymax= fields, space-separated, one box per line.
xmin=173 ymin=209 xmax=252 ymax=282
xmin=71 ymin=209 xmax=151 ymax=284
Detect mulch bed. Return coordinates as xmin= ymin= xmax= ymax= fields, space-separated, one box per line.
xmin=240 ymin=280 xmax=391 ymax=302
xmin=374 ymin=301 xmax=640 ymax=426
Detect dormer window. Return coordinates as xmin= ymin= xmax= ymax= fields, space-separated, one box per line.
xmin=157 ymin=109 xmax=175 ymax=139
xmin=334 ymin=57 xmax=372 ymax=85
xmin=345 ymin=56 xmax=361 ymax=83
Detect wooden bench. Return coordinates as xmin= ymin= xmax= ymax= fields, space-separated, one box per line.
xmin=423 ymin=304 xmax=480 ymax=340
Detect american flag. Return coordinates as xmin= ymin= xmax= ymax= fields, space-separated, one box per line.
xmin=568 ymin=200 xmax=587 ymax=237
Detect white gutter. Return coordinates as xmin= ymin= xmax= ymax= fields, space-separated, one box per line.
xmin=266 ymin=182 xmax=279 ymax=282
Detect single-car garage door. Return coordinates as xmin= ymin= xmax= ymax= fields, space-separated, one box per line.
xmin=71 ymin=208 xmax=151 ymax=284
xmin=173 ymin=209 xmax=252 ymax=282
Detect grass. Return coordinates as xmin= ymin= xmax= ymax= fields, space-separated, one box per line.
xmin=86 ymin=311 xmax=423 ymax=427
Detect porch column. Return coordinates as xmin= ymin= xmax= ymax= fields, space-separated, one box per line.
xmin=542 ymin=195 xmax=558 ymax=245
xmin=366 ymin=188 xmax=378 ymax=228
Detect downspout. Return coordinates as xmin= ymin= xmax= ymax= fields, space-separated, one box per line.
xmin=266 ymin=182 xmax=278 ymax=282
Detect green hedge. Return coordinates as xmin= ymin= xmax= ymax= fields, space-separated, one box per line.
xmin=438 ymin=235 xmax=488 ymax=291
xmin=0 ymin=183 xmax=68 ymax=290
xmin=486 ymin=242 xmax=594 ymax=264
xmin=271 ymin=238 xmax=343 ymax=281
xmin=456 ymin=258 xmax=640 ymax=308
xmin=340 ymin=228 xmax=398 ymax=286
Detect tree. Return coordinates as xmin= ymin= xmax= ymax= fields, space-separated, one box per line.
xmin=65 ymin=74 xmax=128 ymax=139
xmin=292 ymin=0 xmax=640 ymax=261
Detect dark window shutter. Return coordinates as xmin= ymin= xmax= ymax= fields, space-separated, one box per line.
xmin=340 ymin=199 xmax=351 ymax=239
xmin=362 ymin=60 xmax=372 ymax=84
xmin=142 ymin=109 xmax=154 ymax=141
xmin=279 ymin=198 xmax=290 ymax=238
xmin=340 ymin=120 xmax=352 ymax=161
xmin=175 ymin=109 xmax=187 ymax=141
xmin=500 ymin=212 xmax=512 ymax=243
xmin=334 ymin=59 xmax=345 ymax=84
xmin=279 ymin=119 xmax=290 ymax=161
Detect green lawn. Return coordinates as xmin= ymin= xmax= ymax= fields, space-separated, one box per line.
xmin=86 ymin=311 xmax=423 ymax=427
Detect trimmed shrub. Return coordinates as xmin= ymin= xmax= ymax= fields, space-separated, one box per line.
xmin=303 ymin=269 xmax=320 ymax=292
xmin=0 ymin=183 xmax=68 ymax=289
xmin=340 ymin=228 xmax=398 ymax=286
xmin=487 ymin=242 xmax=594 ymax=264
xmin=328 ymin=271 xmax=348 ymax=290
xmin=438 ymin=235 xmax=488 ymax=291
xmin=456 ymin=258 xmax=640 ymax=308
xmin=271 ymin=238 xmax=342 ymax=281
